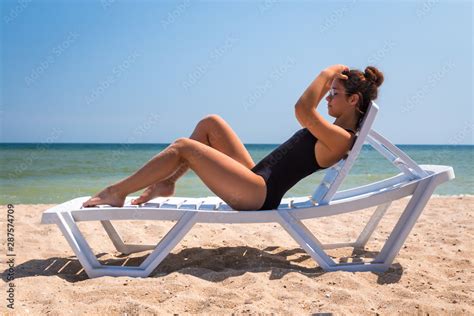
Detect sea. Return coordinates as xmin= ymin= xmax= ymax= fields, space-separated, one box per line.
xmin=0 ymin=143 xmax=472 ymax=204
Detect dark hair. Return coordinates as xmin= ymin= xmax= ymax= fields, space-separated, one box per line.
xmin=341 ymin=66 xmax=384 ymax=129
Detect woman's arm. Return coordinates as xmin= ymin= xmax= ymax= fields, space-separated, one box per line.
xmin=294 ymin=65 xmax=351 ymax=152
xmin=295 ymin=70 xmax=332 ymax=116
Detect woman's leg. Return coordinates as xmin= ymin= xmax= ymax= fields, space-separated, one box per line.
xmin=82 ymin=137 xmax=266 ymax=211
xmin=131 ymin=114 xmax=256 ymax=204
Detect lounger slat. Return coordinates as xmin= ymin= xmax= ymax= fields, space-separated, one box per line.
xmin=147 ymin=197 xmax=169 ymax=204
xmin=291 ymin=196 xmax=315 ymax=209
xmin=159 ymin=197 xmax=186 ymax=209
xmin=178 ymin=198 xmax=206 ymax=210
xmin=277 ymin=198 xmax=293 ymax=209
xmin=199 ymin=196 xmax=223 ymax=210
xmin=138 ymin=197 xmax=169 ymax=208
xmin=218 ymin=203 xmax=233 ymax=211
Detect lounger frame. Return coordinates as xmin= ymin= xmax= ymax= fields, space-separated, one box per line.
xmin=41 ymin=102 xmax=455 ymax=278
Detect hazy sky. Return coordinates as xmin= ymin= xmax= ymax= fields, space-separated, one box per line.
xmin=1 ymin=0 xmax=472 ymax=144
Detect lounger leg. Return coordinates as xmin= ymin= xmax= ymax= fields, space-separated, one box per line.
xmin=276 ymin=209 xmax=389 ymax=272
xmin=276 ymin=210 xmax=335 ymax=270
xmin=138 ymin=211 xmax=198 ymax=276
xmin=55 ymin=211 xmax=197 ymax=278
xmin=353 ymin=202 xmax=391 ymax=249
xmin=56 ymin=211 xmax=102 ymax=275
xmin=100 ymin=220 xmax=157 ymax=255
xmin=320 ymin=202 xmax=391 ymax=250
xmin=374 ymin=177 xmax=437 ymax=268
xmin=285 ymin=178 xmax=435 ymax=273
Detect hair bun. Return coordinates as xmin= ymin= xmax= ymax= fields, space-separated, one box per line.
xmin=364 ymin=66 xmax=384 ymax=87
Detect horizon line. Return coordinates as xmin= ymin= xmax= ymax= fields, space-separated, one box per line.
xmin=1 ymin=142 xmax=473 ymax=146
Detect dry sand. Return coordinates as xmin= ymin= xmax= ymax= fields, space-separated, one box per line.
xmin=1 ymin=196 xmax=473 ymax=315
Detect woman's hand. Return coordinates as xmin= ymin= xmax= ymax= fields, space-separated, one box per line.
xmin=295 ymin=64 xmax=350 ymax=117
xmin=321 ymin=64 xmax=350 ymax=81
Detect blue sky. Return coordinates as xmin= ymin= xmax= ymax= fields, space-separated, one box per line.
xmin=1 ymin=0 xmax=472 ymax=144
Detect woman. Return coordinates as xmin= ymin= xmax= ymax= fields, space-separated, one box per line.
xmin=83 ymin=64 xmax=384 ymax=210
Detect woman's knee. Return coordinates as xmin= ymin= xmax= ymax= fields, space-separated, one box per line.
xmin=198 ymin=114 xmax=223 ymax=130
xmin=197 ymin=114 xmax=230 ymax=144
xmin=170 ymin=137 xmax=188 ymax=157
xmin=172 ymin=137 xmax=201 ymax=162
xmin=172 ymin=137 xmax=191 ymax=151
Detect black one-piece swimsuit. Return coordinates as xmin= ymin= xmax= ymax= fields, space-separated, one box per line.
xmin=250 ymin=128 xmax=326 ymax=210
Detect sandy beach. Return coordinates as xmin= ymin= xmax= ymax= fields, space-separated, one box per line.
xmin=1 ymin=196 xmax=472 ymax=315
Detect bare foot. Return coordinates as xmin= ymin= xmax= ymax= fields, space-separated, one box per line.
xmin=82 ymin=186 xmax=127 ymax=208
xmin=131 ymin=180 xmax=175 ymax=205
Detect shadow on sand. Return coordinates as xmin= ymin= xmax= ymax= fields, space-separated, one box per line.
xmin=2 ymin=246 xmax=403 ymax=284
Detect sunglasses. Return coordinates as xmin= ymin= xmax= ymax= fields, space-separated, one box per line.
xmin=328 ymin=88 xmax=366 ymax=114
xmin=328 ymin=88 xmax=351 ymax=99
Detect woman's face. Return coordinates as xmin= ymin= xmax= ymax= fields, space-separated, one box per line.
xmin=325 ymin=79 xmax=357 ymax=118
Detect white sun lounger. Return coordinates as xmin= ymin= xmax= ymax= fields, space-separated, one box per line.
xmin=41 ymin=102 xmax=455 ymax=278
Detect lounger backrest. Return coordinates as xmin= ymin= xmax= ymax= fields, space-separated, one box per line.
xmin=365 ymin=129 xmax=428 ymax=179
xmin=311 ymin=101 xmax=379 ymax=205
